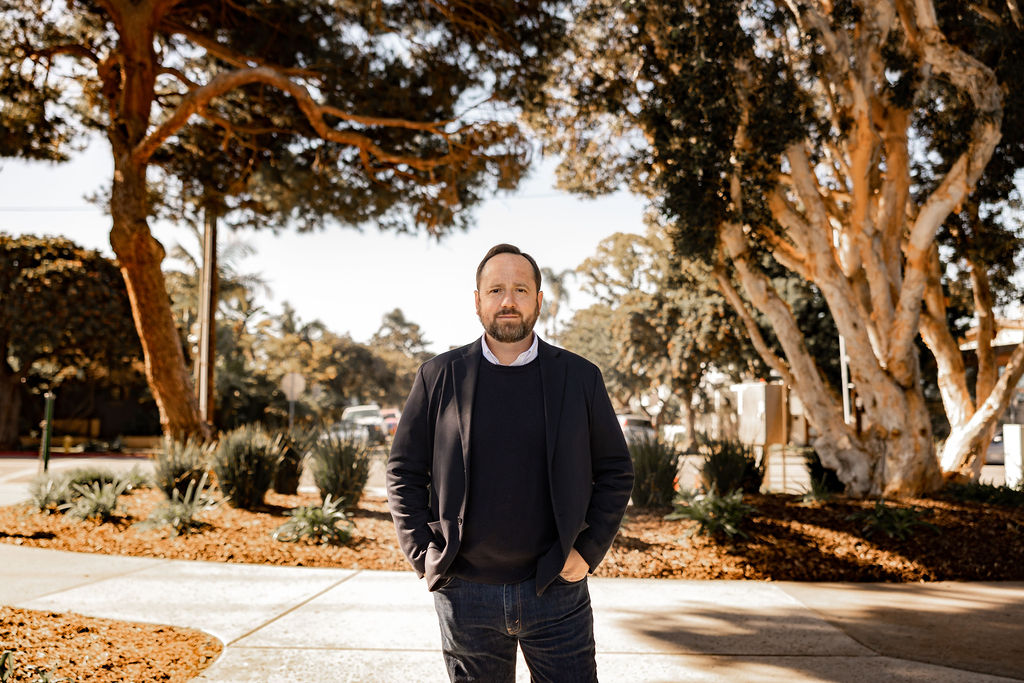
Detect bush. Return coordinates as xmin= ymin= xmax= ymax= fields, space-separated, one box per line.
xmin=211 ymin=425 xmax=282 ymax=509
xmin=847 ymin=501 xmax=941 ymax=540
xmin=62 ymin=466 xmax=121 ymax=489
xmin=628 ymin=435 xmax=680 ymax=507
xmin=273 ymin=428 xmax=315 ymax=495
xmin=694 ymin=437 xmax=764 ymax=495
xmin=28 ymin=473 xmax=74 ymax=514
xmin=137 ymin=473 xmax=218 ymax=536
xmin=309 ymin=427 xmax=371 ymax=509
xmin=60 ymin=479 xmax=129 ymax=522
xmin=154 ymin=437 xmax=210 ymax=499
xmin=666 ymin=489 xmax=755 ymax=539
xmin=800 ymin=475 xmax=835 ymax=504
xmin=938 ymin=481 xmax=1024 ymax=508
xmin=273 ymin=495 xmax=354 ymax=544
xmin=803 ymin=448 xmax=845 ymax=494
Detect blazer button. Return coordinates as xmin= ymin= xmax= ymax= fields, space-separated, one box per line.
xmin=457 ymin=517 xmax=463 ymax=525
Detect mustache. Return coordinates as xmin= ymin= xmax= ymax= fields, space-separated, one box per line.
xmin=496 ymin=308 xmax=521 ymax=317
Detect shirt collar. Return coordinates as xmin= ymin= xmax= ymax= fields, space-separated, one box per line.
xmin=480 ymin=333 xmax=539 ymax=367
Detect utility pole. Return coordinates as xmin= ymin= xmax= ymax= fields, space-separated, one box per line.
xmin=196 ymin=206 xmax=218 ymax=429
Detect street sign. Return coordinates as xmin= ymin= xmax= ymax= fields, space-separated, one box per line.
xmin=281 ymin=373 xmax=306 ymax=401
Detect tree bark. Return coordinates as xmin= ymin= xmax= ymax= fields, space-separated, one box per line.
xmin=109 ymin=152 xmax=208 ymax=441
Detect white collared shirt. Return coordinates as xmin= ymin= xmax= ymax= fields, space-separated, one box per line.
xmin=480 ymin=333 xmax=539 ymax=367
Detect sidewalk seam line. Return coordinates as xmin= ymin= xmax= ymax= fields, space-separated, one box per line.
xmin=18 ymin=557 xmax=176 ymax=603
xmin=225 ymin=569 xmax=364 ymax=647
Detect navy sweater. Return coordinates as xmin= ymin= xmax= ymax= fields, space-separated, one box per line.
xmin=453 ymin=358 xmax=557 ymax=583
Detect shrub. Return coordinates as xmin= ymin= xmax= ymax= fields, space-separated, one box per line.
xmin=666 ymin=489 xmax=755 ymax=539
xmin=628 ymin=435 xmax=680 ymax=507
xmin=309 ymin=427 xmax=371 ymax=509
xmin=60 ymin=479 xmax=129 ymax=522
xmin=28 ymin=473 xmax=74 ymax=514
xmin=847 ymin=501 xmax=941 ymax=540
xmin=137 ymin=473 xmax=218 ymax=536
xmin=273 ymin=495 xmax=354 ymax=544
xmin=211 ymin=425 xmax=282 ymax=509
xmin=120 ymin=465 xmax=153 ymax=490
xmin=803 ymin=448 xmax=845 ymax=494
xmin=800 ymin=475 xmax=835 ymax=504
xmin=695 ymin=437 xmax=764 ymax=495
xmin=939 ymin=481 xmax=1024 ymax=508
xmin=154 ymin=437 xmax=210 ymax=499
xmin=62 ymin=466 xmax=121 ymax=489
xmin=273 ymin=428 xmax=315 ymax=495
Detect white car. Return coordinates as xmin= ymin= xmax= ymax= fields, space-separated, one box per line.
xmin=341 ymin=404 xmax=385 ymax=444
xmin=617 ymin=414 xmax=657 ymax=443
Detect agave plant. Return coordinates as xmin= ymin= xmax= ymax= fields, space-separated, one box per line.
xmin=273 ymin=495 xmax=354 ymax=545
xmin=137 ymin=473 xmax=218 ymax=536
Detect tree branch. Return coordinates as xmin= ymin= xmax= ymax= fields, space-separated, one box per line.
xmin=133 ymin=66 xmax=479 ymax=174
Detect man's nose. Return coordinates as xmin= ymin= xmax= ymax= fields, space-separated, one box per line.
xmin=500 ymin=291 xmax=517 ymax=307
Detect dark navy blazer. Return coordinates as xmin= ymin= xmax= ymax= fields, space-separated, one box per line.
xmin=386 ymin=337 xmax=634 ymax=594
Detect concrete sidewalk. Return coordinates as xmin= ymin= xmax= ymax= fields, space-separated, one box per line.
xmin=1 ymin=544 xmax=1022 ymax=682
xmin=2 ymin=457 xmax=1022 ymax=681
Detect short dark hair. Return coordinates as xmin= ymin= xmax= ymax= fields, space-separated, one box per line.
xmin=476 ymin=244 xmax=542 ymax=291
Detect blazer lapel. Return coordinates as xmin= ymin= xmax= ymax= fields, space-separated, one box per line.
xmin=453 ymin=339 xmax=481 ymax=468
xmin=539 ymin=339 xmax=566 ymax=467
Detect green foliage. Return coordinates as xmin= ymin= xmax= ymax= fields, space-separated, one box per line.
xmin=938 ymin=482 xmax=1024 ymax=508
xmin=803 ymin=448 xmax=845 ymax=495
xmin=273 ymin=429 xmax=315 ymax=495
xmin=848 ymin=501 xmax=941 ymax=541
xmin=272 ymin=495 xmax=354 ymax=545
xmin=666 ymin=489 xmax=755 ymax=539
xmin=0 ymin=234 xmax=144 ymax=448
xmin=137 ymin=473 xmax=218 ymax=536
xmin=154 ymin=437 xmax=210 ymax=499
xmin=800 ymin=476 xmax=835 ymax=505
xmin=59 ymin=480 xmax=129 ymax=522
xmin=694 ymin=437 xmax=764 ymax=495
xmin=61 ymin=467 xmax=122 ymax=489
xmin=28 ymin=474 xmax=73 ymax=514
xmin=308 ymin=428 xmax=371 ymax=510
xmin=628 ymin=435 xmax=680 ymax=507
xmin=211 ymin=425 xmax=282 ymax=509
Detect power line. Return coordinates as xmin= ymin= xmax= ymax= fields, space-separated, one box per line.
xmin=0 ymin=206 xmax=101 ymax=212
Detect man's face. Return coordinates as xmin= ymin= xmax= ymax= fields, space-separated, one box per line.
xmin=475 ymin=253 xmax=543 ymax=344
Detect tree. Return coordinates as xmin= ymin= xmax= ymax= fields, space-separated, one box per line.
xmin=544 ymin=0 xmax=1024 ymax=496
xmin=0 ymin=234 xmax=144 ymax=448
xmin=574 ymin=225 xmax=774 ymax=438
xmin=1 ymin=0 xmax=569 ymax=440
xmin=539 ymin=266 xmax=573 ymax=338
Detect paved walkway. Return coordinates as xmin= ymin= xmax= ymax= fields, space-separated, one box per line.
xmin=1 ymin=456 xmax=1022 ymax=681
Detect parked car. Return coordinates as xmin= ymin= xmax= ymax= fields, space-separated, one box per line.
xmin=617 ymin=414 xmax=657 ymax=443
xmin=986 ymin=431 xmax=1004 ymax=465
xmin=381 ymin=408 xmax=402 ymax=437
xmin=341 ymin=404 xmax=385 ymax=445
xmin=327 ymin=419 xmax=371 ymax=445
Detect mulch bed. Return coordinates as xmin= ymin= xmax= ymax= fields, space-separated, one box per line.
xmin=1 ymin=487 xmax=1022 ymax=680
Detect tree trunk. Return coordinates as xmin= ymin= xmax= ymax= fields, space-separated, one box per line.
xmin=109 ymin=154 xmax=208 ymax=441
xmin=0 ymin=364 xmax=22 ymax=450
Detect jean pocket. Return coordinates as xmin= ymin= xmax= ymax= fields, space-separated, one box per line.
xmin=555 ymin=574 xmax=587 ymax=586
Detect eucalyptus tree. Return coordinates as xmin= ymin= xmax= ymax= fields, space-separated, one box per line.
xmin=1 ymin=0 xmax=569 ymax=439
xmin=543 ymin=0 xmax=1024 ymax=496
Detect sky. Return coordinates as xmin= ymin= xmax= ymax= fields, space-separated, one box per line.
xmin=0 ymin=139 xmax=647 ymax=353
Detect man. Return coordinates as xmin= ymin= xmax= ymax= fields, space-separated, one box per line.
xmin=387 ymin=243 xmax=634 ymax=682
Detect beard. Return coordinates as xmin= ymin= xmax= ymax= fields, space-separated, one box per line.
xmin=482 ymin=306 xmax=539 ymax=344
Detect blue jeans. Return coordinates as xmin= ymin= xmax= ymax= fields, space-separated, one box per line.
xmin=432 ymin=575 xmax=598 ymax=683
